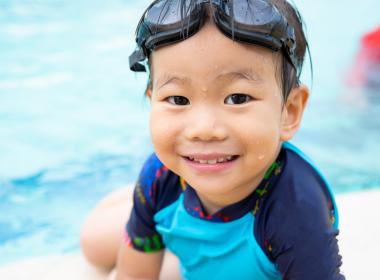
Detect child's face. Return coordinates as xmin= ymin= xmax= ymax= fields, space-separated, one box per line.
xmin=148 ymin=22 xmax=308 ymax=211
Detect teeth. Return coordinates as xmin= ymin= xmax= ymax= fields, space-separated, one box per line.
xmin=188 ymin=156 xmax=236 ymax=164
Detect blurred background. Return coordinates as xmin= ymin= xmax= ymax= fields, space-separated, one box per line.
xmin=0 ymin=0 xmax=379 ymax=266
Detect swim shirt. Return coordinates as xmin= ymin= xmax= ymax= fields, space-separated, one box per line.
xmin=126 ymin=142 xmax=345 ymax=279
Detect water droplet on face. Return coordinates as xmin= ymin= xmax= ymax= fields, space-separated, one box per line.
xmin=201 ymin=87 xmax=208 ymax=92
xmin=258 ymin=155 xmax=265 ymax=160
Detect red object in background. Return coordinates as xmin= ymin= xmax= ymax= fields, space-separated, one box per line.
xmin=347 ymin=26 xmax=380 ymax=87
xmin=362 ymin=27 xmax=380 ymax=57
xmin=360 ymin=26 xmax=380 ymax=66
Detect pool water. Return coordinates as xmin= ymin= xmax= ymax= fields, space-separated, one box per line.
xmin=0 ymin=0 xmax=379 ymax=265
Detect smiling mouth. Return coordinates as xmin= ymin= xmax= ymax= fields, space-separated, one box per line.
xmin=184 ymin=155 xmax=239 ymax=165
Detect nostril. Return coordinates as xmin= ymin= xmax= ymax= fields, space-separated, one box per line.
xmin=184 ymin=125 xmax=228 ymax=142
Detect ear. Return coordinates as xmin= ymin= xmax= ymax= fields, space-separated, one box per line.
xmin=146 ymin=88 xmax=152 ymax=99
xmin=280 ymin=85 xmax=309 ymax=141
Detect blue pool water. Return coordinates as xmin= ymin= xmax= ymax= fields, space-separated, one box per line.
xmin=0 ymin=0 xmax=379 ymax=265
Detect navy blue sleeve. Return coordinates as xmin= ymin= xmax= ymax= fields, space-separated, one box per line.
xmin=125 ymin=153 xmax=166 ymax=253
xmin=266 ymin=191 xmax=344 ymax=279
xmin=257 ymin=150 xmax=345 ymax=279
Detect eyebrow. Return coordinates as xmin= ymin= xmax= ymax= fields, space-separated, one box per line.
xmin=156 ymin=74 xmax=191 ymax=89
xmin=216 ymin=68 xmax=262 ymax=83
xmin=155 ymin=67 xmax=262 ymax=89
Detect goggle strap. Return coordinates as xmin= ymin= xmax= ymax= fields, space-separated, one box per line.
xmin=129 ymin=49 xmax=147 ymax=72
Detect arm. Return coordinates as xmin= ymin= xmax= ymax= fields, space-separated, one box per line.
xmin=115 ymin=241 xmax=164 ymax=280
xmin=114 ymin=153 xmax=167 ymax=280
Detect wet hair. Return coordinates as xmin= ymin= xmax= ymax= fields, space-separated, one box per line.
xmin=268 ymin=0 xmax=312 ymax=100
xmin=143 ymin=0 xmax=312 ymax=101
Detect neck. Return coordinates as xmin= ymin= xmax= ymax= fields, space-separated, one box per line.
xmin=196 ymin=174 xmax=265 ymax=216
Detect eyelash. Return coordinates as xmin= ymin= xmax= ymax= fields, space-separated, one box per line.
xmin=165 ymin=96 xmax=190 ymax=106
xmin=164 ymin=94 xmax=253 ymax=106
xmin=224 ymin=94 xmax=253 ymax=105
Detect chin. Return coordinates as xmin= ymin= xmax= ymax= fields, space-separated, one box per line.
xmin=187 ymin=177 xmax=237 ymax=195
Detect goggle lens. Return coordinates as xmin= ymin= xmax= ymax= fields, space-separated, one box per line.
xmin=145 ymin=0 xmax=192 ymax=26
xmin=224 ymin=0 xmax=277 ymax=26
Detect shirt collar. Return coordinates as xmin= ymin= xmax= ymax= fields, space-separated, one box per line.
xmin=183 ymin=150 xmax=285 ymax=222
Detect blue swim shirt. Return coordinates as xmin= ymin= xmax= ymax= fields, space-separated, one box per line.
xmin=126 ymin=143 xmax=345 ymax=279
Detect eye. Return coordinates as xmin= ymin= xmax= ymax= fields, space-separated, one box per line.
xmin=166 ymin=96 xmax=190 ymax=106
xmin=224 ymin=94 xmax=253 ymax=105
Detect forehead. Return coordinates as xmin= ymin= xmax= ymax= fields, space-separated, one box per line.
xmin=150 ymin=21 xmax=281 ymax=88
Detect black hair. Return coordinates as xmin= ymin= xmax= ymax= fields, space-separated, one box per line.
xmin=268 ymin=0 xmax=312 ymax=100
xmin=143 ymin=0 xmax=312 ymax=101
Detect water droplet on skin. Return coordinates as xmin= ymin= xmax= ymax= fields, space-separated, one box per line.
xmin=258 ymin=155 xmax=265 ymax=160
xmin=201 ymin=87 xmax=208 ymax=92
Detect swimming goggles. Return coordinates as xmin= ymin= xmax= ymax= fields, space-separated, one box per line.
xmin=129 ymin=0 xmax=297 ymax=72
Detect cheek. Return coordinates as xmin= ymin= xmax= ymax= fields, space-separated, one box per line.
xmin=236 ymin=105 xmax=282 ymax=154
xmin=149 ymin=105 xmax=181 ymax=159
xmin=149 ymin=107 xmax=167 ymax=148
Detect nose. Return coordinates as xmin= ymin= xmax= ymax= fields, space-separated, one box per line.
xmin=184 ymin=106 xmax=227 ymax=142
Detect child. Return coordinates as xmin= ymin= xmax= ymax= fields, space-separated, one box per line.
xmin=81 ymin=0 xmax=345 ymax=279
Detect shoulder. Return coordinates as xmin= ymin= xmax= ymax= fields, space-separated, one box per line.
xmin=261 ymin=144 xmax=342 ymax=279
xmin=262 ymin=142 xmax=337 ymax=228
xmin=257 ymin=143 xmax=335 ymax=230
xmin=137 ymin=153 xmax=165 ymax=188
xmin=254 ymin=143 xmax=344 ymax=278
xmin=136 ymin=153 xmax=183 ymax=211
xmin=254 ymin=142 xmax=339 ymax=257
xmin=275 ymin=142 xmax=337 ymax=222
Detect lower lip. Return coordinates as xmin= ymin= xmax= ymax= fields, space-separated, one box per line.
xmin=182 ymin=157 xmax=239 ymax=173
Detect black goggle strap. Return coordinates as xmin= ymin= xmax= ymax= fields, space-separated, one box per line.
xmin=281 ymin=24 xmax=297 ymax=69
xmin=129 ymin=48 xmax=147 ymax=72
